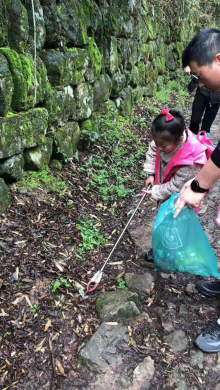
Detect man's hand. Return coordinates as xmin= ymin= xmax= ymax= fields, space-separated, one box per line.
xmin=173 ymin=179 xmax=206 ymax=218
xmin=142 ymin=176 xmax=154 ymax=196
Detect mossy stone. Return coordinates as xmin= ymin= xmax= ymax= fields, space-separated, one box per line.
xmin=41 ymin=49 xmax=88 ymax=87
xmin=85 ymin=37 xmax=102 ymax=82
xmin=27 ymin=0 xmax=46 ymax=51
xmin=0 ymin=108 xmax=48 ymax=159
xmin=0 ymin=154 xmax=24 ymax=182
xmin=74 ymin=83 xmax=93 ymax=120
xmin=53 ymin=121 xmax=80 ymax=160
xmin=56 ymin=86 xmax=77 ymax=126
xmin=119 ymin=87 xmax=133 ymax=116
xmin=1 ymin=48 xmax=51 ymax=111
xmin=6 ymin=0 xmax=29 ymax=53
xmin=0 ymin=178 xmax=10 ymax=214
xmin=0 ymin=53 xmax=13 ymax=116
xmin=41 ymin=0 xmax=62 ymax=47
xmin=132 ymin=86 xmax=144 ymax=105
xmin=111 ymin=71 xmax=126 ymax=98
xmin=93 ymin=74 xmax=112 ymax=112
xmin=24 ymin=137 xmax=53 ymax=171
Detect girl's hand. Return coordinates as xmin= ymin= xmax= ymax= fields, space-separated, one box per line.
xmin=144 ymin=175 xmax=155 ymax=188
xmin=142 ymin=176 xmax=154 ymax=196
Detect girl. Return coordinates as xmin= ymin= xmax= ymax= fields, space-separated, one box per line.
xmin=143 ymin=108 xmax=211 ymax=201
xmin=143 ymin=108 xmax=213 ymax=262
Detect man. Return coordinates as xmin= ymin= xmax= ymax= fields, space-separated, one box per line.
xmin=174 ymin=28 xmax=220 ymax=353
xmin=184 ymin=65 xmax=220 ymax=136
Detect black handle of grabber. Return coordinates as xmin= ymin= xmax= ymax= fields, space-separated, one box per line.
xmin=86 ymin=280 xmax=99 ymax=293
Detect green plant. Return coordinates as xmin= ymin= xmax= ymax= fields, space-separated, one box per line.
xmin=117 ymin=278 xmax=128 ymax=290
xmin=31 ymin=302 xmax=39 ymax=315
xmin=18 ymin=169 xmax=69 ymax=195
xmin=52 ymin=278 xmax=71 ymax=293
xmin=76 ymin=219 xmax=105 ymax=256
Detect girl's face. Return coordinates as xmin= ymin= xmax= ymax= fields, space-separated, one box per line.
xmin=153 ymin=133 xmax=183 ymax=153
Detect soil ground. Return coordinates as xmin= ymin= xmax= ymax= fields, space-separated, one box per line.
xmin=1 ymin=94 xmax=220 ymax=389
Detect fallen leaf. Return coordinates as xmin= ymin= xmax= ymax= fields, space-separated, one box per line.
xmin=105 ymin=322 xmax=119 ymax=325
xmin=25 ymin=295 xmax=33 ymax=308
xmin=55 ymin=359 xmax=65 ymax=376
xmin=12 ymin=295 xmax=25 ymax=305
xmin=70 ymin=370 xmax=77 ymax=378
xmin=116 ymin=271 xmax=125 ymax=279
xmin=54 ymin=260 xmax=64 ymax=272
xmin=0 ymin=309 xmax=9 ymax=317
xmin=169 ymin=373 xmax=173 ymax=387
xmin=44 ymin=319 xmax=52 ymax=332
xmin=35 ymin=337 xmax=46 ymax=352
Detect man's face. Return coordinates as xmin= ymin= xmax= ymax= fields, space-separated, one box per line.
xmin=189 ymin=56 xmax=220 ymax=93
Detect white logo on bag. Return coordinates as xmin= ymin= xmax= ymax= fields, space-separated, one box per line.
xmin=160 ymin=226 xmax=183 ymax=249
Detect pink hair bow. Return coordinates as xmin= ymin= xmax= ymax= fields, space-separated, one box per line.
xmin=160 ymin=109 xmax=174 ymax=122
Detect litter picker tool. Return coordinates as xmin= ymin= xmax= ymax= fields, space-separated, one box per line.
xmin=86 ymin=187 xmax=151 ymax=293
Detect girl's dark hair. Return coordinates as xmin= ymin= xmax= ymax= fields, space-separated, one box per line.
xmin=151 ymin=109 xmax=185 ymax=143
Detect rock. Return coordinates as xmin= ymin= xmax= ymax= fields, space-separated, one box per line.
xmin=162 ymin=322 xmax=174 ymax=332
xmin=165 ymin=44 xmax=176 ymax=71
xmin=190 ymin=350 xmax=204 ymax=369
xmin=119 ymin=376 xmax=132 ymax=388
xmin=7 ymin=0 xmax=29 ymax=53
xmin=0 ymin=49 xmax=51 ymax=111
xmin=132 ymin=86 xmax=144 ymax=105
xmin=165 ymin=330 xmax=188 ymax=352
xmin=41 ymin=49 xmax=88 ymax=87
xmin=85 ymin=37 xmax=102 ymax=82
xmin=133 ymin=356 xmax=154 ymax=388
xmin=125 ymin=272 xmax=153 ymax=300
xmin=53 ymin=121 xmax=80 ymax=160
xmin=109 ymin=37 xmax=119 ymax=75
xmin=170 ymin=367 xmax=187 ymax=390
xmin=0 ymin=108 xmax=48 ymax=159
xmin=80 ymin=323 xmax=129 ymax=373
xmin=93 ymin=74 xmax=112 ymax=112
xmin=205 ymin=229 xmax=215 ymax=244
xmin=215 ymin=385 xmax=220 ymax=390
xmin=128 ymin=223 xmax=153 ymax=258
xmin=131 ymin=312 xmax=151 ymax=325
xmin=0 ymin=178 xmax=10 ymax=214
xmin=74 ymin=82 xmax=93 ymax=120
xmin=0 ymin=53 xmax=13 ymax=116
xmin=24 ymin=138 xmax=53 ymax=171
xmin=0 ymin=154 xmax=24 ymax=182
xmin=154 ymin=306 xmax=164 ymax=321
xmin=207 ymin=220 xmax=215 ymax=231
xmin=56 ymin=86 xmax=77 ymax=126
xmin=119 ymin=87 xmax=133 ymax=116
xmin=185 ymin=283 xmax=198 ymax=295
xmin=111 ymin=71 xmax=126 ymax=98
xmin=27 ymin=0 xmax=46 ymax=51
xmin=96 ymin=290 xmax=140 ymax=323
xmin=41 ymin=0 xmax=61 ymax=47
xmin=179 ymin=304 xmax=188 ymax=316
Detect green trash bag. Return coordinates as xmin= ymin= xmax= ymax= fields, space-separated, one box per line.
xmin=152 ymin=193 xmax=220 ymax=277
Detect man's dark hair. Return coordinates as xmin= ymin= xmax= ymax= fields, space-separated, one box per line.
xmin=182 ymin=28 xmax=220 ymax=68
xmin=151 ymin=109 xmax=185 ymax=143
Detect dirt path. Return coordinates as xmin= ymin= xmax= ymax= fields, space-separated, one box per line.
xmin=1 ymin=97 xmax=220 ymax=389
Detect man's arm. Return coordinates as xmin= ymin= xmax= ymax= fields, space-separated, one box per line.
xmin=173 ymin=147 xmax=220 ymax=218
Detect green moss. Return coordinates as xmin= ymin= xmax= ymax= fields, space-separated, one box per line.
xmin=0 ymin=48 xmax=26 ymax=111
xmin=146 ymin=18 xmax=154 ymax=41
xmin=87 ymin=37 xmax=102 ymax=80
xmin=95 ymin=298 xmax=104 ymax=315
xmin=137 ymin=62 xmax=146 ymax=85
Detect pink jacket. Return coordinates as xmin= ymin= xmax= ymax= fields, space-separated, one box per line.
xmin=155 ymin=128 xmax=209 ymax=186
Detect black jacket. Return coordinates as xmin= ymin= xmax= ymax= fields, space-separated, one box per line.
xmin=187 ymin=76 xmax=220 ymax=106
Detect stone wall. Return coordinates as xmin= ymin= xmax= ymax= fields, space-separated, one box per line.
xmin=0 ymin=0 xmax=218 ymax=212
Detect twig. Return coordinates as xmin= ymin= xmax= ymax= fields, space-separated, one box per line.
xmin=49 ymin=337 xmax=56 ymax=377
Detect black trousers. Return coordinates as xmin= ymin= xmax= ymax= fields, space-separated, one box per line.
xmin=190 ymin=90 xmax=220 ymax=134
